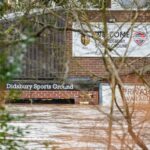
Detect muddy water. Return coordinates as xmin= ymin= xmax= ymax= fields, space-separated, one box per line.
xmin=6 ymin=104 xmax=150 ymax=150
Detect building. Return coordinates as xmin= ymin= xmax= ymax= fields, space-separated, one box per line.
xmin=4 ymin=0 xmax=150 ymax=105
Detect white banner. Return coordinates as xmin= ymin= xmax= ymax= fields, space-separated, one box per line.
xmin=72 ymin=22 xmax=150 ymax=57
xmin=101 ymin=84 xmax=150 ymax=106
xmin=111 ymin=0 xmax=148 ymax=10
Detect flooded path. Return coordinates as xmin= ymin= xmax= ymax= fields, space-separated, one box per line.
xmin=6 ymin=104 xmax=150 ymax=150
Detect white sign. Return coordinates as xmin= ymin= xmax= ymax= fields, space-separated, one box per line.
xmin=6 ymin=83 xmax=74 ymax=90
xmin=72 ymin=22 xmax=150 ymax=57
xmin=111 ymin=0 xmax=148 ymax=10
xmin=101 ymin=84 xmax=150 ymax=106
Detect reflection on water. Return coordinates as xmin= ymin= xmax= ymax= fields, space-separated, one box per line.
xmin=6 ymin=104 xmax=150 ymax=150
xmin=7 ymin=104 xmax=109 ymax=150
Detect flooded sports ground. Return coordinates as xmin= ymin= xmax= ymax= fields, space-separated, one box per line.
xmin=1 ymin=0 xmax=150 ymax=150
xmin=7 ymin=104 xmax=150 ymax=150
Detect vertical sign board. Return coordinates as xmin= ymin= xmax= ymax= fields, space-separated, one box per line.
xmin=101 ymin=83 xmax=150 ymax=106
xmin=72 ymin=22 xmax=150 ymax=57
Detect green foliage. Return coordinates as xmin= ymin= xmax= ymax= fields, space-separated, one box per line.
xmin=52 ymin=0 xmax=109 ymax=8
xmin=0 ymin=108 xmax=27 ymax=150
xmin=0 ymin=45 xmax=28 ymax=149
xmin=53 ymin=0 xmax=68 ymax=6
xmin=0 ymin=52 xmax=20 ymax=83
xmin=0 ymin=3 xmax=35 ymax=150
xmin=0 ymin=1 xmax=11 ymax=16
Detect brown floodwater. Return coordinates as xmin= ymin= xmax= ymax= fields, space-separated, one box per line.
xmin=6 ymin=104 xmax=150 ymax=150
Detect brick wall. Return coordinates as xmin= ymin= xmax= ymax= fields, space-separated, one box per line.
xmin=69 ymin=57 xmax=150 ymax=82
xmin=7 ymin=10 xmax=150 ymax=105
xmin=68 ymin=10 xmax=150 ymax=84
xmin=69 ymin=58 xmax=107 ymax=77
xmin=19 ymin=90 xmax=99 ymax=104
